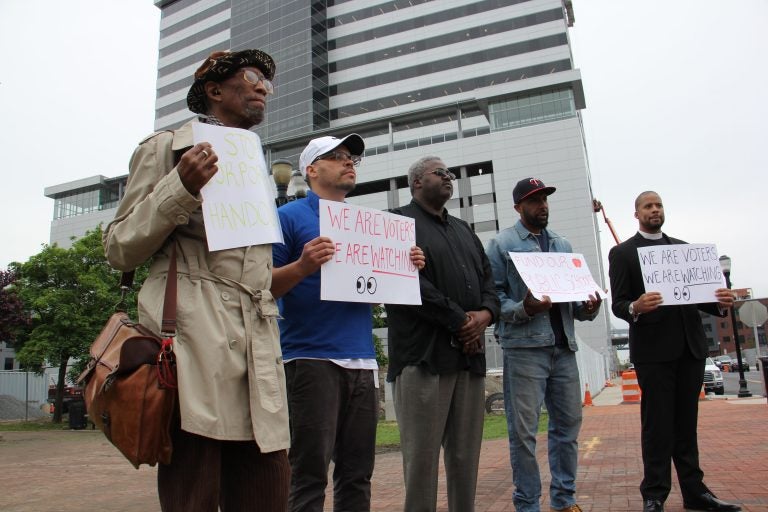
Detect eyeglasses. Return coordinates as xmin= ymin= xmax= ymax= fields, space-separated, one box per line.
xmin=313 ymin=151 xmax=362 ymax=167
xmin=242 ymin=69 xmax=274 ymax=95
xmin=424 ymin=168 xmax=456 ymax=180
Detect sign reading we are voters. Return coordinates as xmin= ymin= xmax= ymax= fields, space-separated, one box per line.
xmin=509 ymin=252 xmax=603 ymax=303
xmin=320 ymin=199 xmax=421 ymax=305
xmin=637 ymin=243 xmax=725 ymax=305
xmin=192 ymin=123 xmax=283 ymax=251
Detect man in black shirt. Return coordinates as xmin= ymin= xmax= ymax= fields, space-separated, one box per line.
xmin=386 ymin=156 xmax=500 ymax=512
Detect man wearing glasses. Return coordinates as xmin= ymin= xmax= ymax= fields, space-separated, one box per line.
xmin=271 ymin=136 xmax=424 ymax=511
xmin=104 ymin=50 xmax=290 ymax=511
xmin=385 ymin=156 xmax=500 ymax=511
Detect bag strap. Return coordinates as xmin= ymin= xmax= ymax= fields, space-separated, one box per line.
xmin=118 ymin=244 xmax=178 ymax=336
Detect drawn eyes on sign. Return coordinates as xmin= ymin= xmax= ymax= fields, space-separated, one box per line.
xmin=673 ymin=286 xmax=692 ymax=301
xmin=355 ymin=276 xmax=378 ymax=294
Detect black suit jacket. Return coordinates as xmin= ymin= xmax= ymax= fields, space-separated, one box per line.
xmin=608 ymin=232 xmax=724 ymax=363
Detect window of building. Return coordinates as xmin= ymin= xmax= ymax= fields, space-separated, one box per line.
xmin=51 ymin=182 xmax=122 ymax=220
xmin=489 ymin=87 xmax=576 ymax=131
xmin=4 ymin=357 xmax=13 ymax=370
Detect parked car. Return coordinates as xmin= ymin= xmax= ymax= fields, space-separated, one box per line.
xmin=730 ymin=359 xmax=750 ymax=372
xmin=704 ymin=357 xmax=724 ymax=395
xmin=713 ymin=355 xmax=733 ymax=370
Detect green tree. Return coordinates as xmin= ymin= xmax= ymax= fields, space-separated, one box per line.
xmin=12 ymin=227 xmax=143 ymax=423
xmin=372 ymin=304 xmax=388 ymax=367
xmin=0 ymin=268 xmax=30 ymax=345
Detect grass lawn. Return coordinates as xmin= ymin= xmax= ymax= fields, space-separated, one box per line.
xmin=376 ymin=412 xmax=548 ymax=450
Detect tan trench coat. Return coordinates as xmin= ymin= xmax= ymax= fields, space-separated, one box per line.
xmin=103 ymin=120 xmax=289 ymax=452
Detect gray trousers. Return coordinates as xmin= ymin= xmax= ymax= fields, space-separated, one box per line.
xmin=393 ymin=365 xmax=485 ymax=512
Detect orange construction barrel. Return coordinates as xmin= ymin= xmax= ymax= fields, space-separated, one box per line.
xmin=621 ymin=370 xmax=641 ymax=404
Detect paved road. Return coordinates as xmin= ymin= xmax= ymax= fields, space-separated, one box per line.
xmin=724 ymin=370 xmax=766 ymax=396
xmin=2 ymin=393 xmax=767 ymax=511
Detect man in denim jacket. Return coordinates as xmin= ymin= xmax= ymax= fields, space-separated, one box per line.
xmin=486 ymin=177 xmax=601 ymax=512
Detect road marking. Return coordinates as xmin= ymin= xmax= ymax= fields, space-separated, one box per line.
xmin=582 ymin=436 xmax=601 ymax=458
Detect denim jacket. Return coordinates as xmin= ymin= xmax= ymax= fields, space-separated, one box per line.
xmin=486 ymin=220 xmax=597 ymax=351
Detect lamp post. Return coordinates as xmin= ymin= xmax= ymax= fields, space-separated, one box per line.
xmin=271 ymin=158 xmax=293 ymax=206
xmin=290 ymin=170 xmax=308 ymax=199
xmin=718 ymin=254 xmax=752 ymax=397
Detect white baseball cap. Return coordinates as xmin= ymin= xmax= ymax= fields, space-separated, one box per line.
xmin=299 ymin=134 xmax=365 ymax=177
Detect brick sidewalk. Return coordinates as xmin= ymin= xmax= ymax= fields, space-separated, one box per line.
xmin=1 ymin=398 xmax=766 ymax=511
xmin=365 ymin=398 xmax=768 ymax=512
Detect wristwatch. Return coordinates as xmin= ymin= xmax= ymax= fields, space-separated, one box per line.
xmin=628 ymin=302 xmax=639 ymax=321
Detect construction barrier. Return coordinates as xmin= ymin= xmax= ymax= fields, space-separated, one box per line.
xmin=583 ymin=382 xmax=593 ymax=406
xmin=621 ymin=370 xmax=641 ymax=404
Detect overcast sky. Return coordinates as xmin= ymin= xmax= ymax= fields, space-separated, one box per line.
xmin=1 ymin=1 xmax=766 ymax=309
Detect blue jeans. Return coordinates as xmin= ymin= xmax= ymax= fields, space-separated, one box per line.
xmin=503 ymin=346 xmax=582 ymax=511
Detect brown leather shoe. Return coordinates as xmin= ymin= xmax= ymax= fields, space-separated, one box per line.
xmin=551 ymin=505 xmax=583 ymax=512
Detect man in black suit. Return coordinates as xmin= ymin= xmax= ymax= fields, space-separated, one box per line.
xmin=608 ymin=191 xmax=741 ymax=512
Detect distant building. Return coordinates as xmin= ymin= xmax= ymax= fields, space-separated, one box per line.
xmin=44 ymin=175 xmax=126 ymax=249
xmin=700 ymin=288 xmax=767 ymax=364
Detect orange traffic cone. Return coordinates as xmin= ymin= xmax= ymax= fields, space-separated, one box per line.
xmin=604 ymin=379 xmax=615 ymax=387
xmin=699 ymin=384 xmax=706 ymax=401
xmin=583 ymin=383 xmax=594 ymax=406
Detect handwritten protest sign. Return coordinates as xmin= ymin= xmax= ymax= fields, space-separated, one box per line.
xmin=192 ymin=123 xmax=283 ymax=251
xmin=320 ymin=199 xmax=421 ymax=305
xmin=637 ymin=243 xmax=724 ymax=305
xmin=509 ymin=252 xmax=603 ymax=303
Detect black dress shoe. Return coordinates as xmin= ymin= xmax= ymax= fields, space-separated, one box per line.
xmin=643 ymin=499 xmax=664 ymax=512
xmin=683 ymin=492 xmax=742 ymax=511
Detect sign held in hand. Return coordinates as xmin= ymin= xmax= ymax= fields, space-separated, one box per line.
xmin=636 ymin=243 xmax=725 ymax=305
xmin=509 ymin=252 xmax=603 ymax=303
xmin=320 ymin=200 xmax=421 ymax=305
xmin=192 ymin=123 xmax=283 ymax=251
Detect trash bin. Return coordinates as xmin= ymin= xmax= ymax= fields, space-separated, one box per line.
xmin=68 ymin=400 xmax=87 ymax=430
xmin=759 ymin=357 xmax=768 ymax=404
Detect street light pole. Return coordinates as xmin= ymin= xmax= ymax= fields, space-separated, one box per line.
xmin=719 ymin=255 xmax=752 ymax=398
xmin=271 ymin=159 xmax=293 ymax=206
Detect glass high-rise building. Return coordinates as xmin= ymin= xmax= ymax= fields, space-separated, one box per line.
xmin=47 ymin=0 xmax=610 ymax=352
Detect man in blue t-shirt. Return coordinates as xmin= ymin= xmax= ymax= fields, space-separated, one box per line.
xmin=271 ymin=134 xmax=423 ymax=512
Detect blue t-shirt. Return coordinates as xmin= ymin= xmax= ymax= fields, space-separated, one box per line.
xmin=272 ymin=190 xmax=375 ymax=360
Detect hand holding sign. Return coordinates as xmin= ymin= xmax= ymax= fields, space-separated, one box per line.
xmin=714 ymin=288 xmax=736 ymax=309
xmin=177 ymin=143 xmax=218 ymax=195
xmin=523 ymin=290 xmax=552 ymax=315
xmin=582 ymin=292 xmax=602 ymax=314
xmin=298 ymin=236 xmax=336 ymax=274
xmin=632 ymin=291 xmax=664 ymax=314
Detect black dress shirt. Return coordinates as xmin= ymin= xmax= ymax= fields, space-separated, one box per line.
xmin=385 ymin=200 xmax=500 ymax=381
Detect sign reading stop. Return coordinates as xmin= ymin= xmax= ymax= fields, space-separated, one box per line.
xmin=739 ymin=301 xmax=768 ymax=328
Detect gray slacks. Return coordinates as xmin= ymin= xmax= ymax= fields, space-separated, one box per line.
xmin=393 ymin=365 xmax=485 ymax=512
